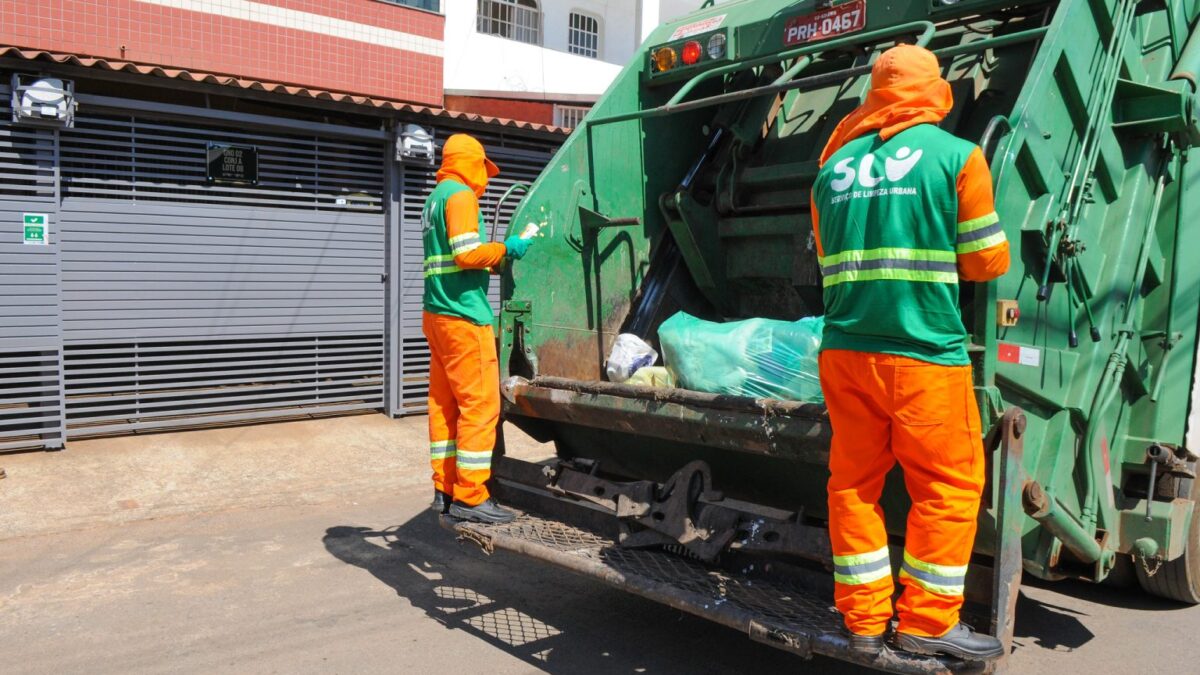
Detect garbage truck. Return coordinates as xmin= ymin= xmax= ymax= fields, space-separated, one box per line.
xmin=445 ymin=1 xmax=1200 ymax=672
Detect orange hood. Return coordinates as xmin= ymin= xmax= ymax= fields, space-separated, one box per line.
xmin=818 ymin=44 xmax=953 ymax=167
xmin=436 ymin=133 xmax=500 ymax=196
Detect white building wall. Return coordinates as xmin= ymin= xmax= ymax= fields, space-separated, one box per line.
xmin=443 ymin=0 xmax=715 ymax=102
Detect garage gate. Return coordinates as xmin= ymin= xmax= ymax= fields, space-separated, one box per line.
xmin=0 ymin=82 xmax=563 ymax=450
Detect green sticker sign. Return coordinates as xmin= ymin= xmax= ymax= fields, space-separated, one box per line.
xmin=23 ymin=213 xmax=48 ymax=245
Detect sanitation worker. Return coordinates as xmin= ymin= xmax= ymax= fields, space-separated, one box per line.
xmin=422 ymin=133 xmax=533 ymax=524
xmin=810 ymin=44 xmax=1010 ymax=660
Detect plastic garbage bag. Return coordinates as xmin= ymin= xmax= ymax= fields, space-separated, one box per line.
xmin=606 ymin=333 xmax=659 ymax=383
xmin=626 ymin=366 xmax=675 ymax=389
xmin=657 ymin=312 xmax=825 ymax=403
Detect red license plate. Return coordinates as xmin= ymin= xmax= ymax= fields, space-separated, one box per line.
xmin=783 ymin=0 xmax=867 ymax=46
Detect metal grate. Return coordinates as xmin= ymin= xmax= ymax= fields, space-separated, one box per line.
xmin=63 ymin=334 xmax=383 ymax=437
xmin=476 ymin=0 xmax=542 ymax=45
xmin=0 ymin=83 xmax=55 ymax=200
xmin=568 ymin=12 xmax=601 ymax=58
xmin=60 ymin=113 xmax=385 ymax=212
xmin=458 ymin=514 xmax=843 ymax=634
xmin=0 ymin=350 xmax=64 ymax=451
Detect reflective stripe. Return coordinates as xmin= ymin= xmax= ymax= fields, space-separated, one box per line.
xmin=820 ymin=247 xmax=959 ymax=288
xmin=423 ymin=253 xmax=461 ymax=278
xmin=822 ymin=257 xmax=958 ymax=277
xmin=956 ymin=212 xmax=999 ymax=235
xmin=449 ymin=232 xmax=482 ymax=255
xmin=430 ymin=440 xmax=457 ymax=460
xmin=956 ymin=229 xmax=1007 ymax=254
xmin=832 ymin=546 xmax=892 ymax=586
xmin=823 ymin=268 xmax=959 ymax=288
xmin=819 ymin=247 xmax=956 ymax=268
xmin=899 ymin=551 xmax=967 ymax=596
xmin=456 ymin=449 xmax=492 ymax=468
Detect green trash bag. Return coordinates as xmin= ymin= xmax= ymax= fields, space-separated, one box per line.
xmin=657 ymin=312 xmax=825 ymax=403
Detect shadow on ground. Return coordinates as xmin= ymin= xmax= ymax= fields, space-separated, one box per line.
xmin=323 ymin=512 xmax=871 ymax=675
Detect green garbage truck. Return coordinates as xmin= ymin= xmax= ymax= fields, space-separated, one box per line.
xmin=445 ymin=1 xmax=1200 ymax=672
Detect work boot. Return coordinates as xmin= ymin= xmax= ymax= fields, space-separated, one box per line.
xmin=449 ymin=498 xmax=516 ymax=524
xmin=894 ymin=622 xmax=1004 ymax=661
xmin=431 ymin=490 xmax=451 ymax=514
xmin=846 ymin=631 xmax=886 ymax=656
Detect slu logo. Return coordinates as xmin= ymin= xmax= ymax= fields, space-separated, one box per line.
xmin=830 ymin=146 xmax=924 ymax=192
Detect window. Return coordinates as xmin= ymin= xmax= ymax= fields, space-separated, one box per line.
xmin=378 ymin=0 xmax=440 ymax=11
xmin=568 ymin=12 xmax=600 ymax=59
xmin=554 ymin=104 xmax=590 ymax=130
xmin=477 ymin=0 xmax=542 ymax=46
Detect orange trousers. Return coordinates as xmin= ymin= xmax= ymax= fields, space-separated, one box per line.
xmin=423 ymin=311 xmax=500 ymax=507
xmin=819 ymin=349 xmax=986 ymax=638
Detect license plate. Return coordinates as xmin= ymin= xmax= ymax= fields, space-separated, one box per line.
xmin=783 ymin=0 xmax=867 ymax=46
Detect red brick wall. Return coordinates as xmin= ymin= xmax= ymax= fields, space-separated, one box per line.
xmin=0 ymin=0 xmax=444 ymax=106
xmin=444 ymin=95 xmax=556 ymax=126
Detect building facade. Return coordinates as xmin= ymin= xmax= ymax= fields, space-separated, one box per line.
xmin=444 ymin=0 xmax=708 ymax=128
xmin=0 ymin=0 xmax=565 ymax=452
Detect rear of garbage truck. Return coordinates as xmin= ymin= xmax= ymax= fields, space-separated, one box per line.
xmin=446 ymin=1 xmax=1200 ymax=672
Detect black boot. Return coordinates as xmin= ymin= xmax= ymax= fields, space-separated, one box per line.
xmin=431 ymin=490 xmax=451 ymax=514
xmin=449 ymin=498 xmax=516 ymax=524
xmin=847 ymin=631 xmax=886 ymax=656
xmin=894 ymin=622 xmax=1004 ymax=661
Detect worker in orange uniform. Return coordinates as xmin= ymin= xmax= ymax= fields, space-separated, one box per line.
xmin=810 ymin=45 xmax=1010 ymax=660
xmin=422 ymin=134 xmax=533 ymax=524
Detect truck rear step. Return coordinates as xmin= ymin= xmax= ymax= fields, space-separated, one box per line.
xmin=444 ymin=510 xmax=990 ymax=675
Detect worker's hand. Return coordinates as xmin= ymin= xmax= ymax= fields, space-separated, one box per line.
xmin=504 ymin=235 xmax=534 ymax=260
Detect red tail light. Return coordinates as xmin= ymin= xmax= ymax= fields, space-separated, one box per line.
xmin=681 ymin=40 xmax=702 ymax=65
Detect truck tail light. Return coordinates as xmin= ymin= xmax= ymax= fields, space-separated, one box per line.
xmin=652 ymin=47 xmax=678 ymax=72
xmin=682 ymin=40 xmax=702 ymax=65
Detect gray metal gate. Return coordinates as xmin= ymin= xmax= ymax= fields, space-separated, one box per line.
xmin=0 ymin=83 xmax=64 ymax=451
xmin=55 ymin=105 xmax=388 ymax=437
xmin=389 ymin=130 xmax=561 ymax=415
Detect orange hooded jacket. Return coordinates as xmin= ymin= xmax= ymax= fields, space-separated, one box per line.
xmin=438 ymin=134 xmax=506 ymax=270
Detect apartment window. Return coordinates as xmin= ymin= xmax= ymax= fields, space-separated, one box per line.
xmin=378 ymin=0 xmax=440 ymax=11
xmin=554 ymin=104 xmax=590 ymax=130
xmin=568 ymin=12 xmax=601 ymax=58
xmin=477 ymin=0 xmax=542 ymax=46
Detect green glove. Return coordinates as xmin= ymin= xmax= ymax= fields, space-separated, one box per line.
xmin=504 ymin=235 xmax=533 ymax=260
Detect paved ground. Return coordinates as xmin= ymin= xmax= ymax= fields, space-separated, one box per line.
xmin=1 ymin=414 xmax=1197 ymax=674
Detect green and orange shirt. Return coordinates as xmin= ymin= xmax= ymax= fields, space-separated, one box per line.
xmin=810 ymin=124 xmax=1010 ymax=366
xmin=422 ymin=179 xmax=506 ymax=326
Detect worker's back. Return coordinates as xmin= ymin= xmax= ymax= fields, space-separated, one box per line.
xmin=812 ymin=124 xmax=992 ymax=366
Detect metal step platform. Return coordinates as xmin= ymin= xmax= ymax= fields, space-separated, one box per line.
xmin=444 ymin=510 xmax=992 ymax=675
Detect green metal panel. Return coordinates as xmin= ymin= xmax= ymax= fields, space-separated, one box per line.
xmin=500 ymin=0 xmax=1199 ymax=585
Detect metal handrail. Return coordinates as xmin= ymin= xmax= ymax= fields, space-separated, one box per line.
xmin=588 ymin=24 xmax=1049 ymax=128
xmin=491 ymin=182 xmax=531 ymax=241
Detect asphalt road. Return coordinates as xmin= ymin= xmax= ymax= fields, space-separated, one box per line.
xmin=0 ymin=415 xmax=1197 ymax=674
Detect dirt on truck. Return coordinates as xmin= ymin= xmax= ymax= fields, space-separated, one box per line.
xmin=443 ymin=1 xmax=1200 ymax=673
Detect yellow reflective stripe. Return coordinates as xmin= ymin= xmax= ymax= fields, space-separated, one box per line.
xmin=452 ymin=241 xmax=482 ymax=255
xmin=956 ymin=211 xmax=999 ymax=234
xmin=899 ymin=568 xmax=965 ymax=596
xmin=818 ymin=247 xmax=956 ymax=268
xmin=448 ymin=232 xmax=478 ymax=245
xmin=430 ymin=440 xmax=457 ymax=460
xmin=902 ymin=551 xmax=968 ymax=577
xmin=832 ymin=546 xmax=890 ymax=567
xmin=956 ymin=230 xmax=1007 ymax=254
xmin=456 ymin=449 xmax=492 ymax=467
xmin=424 ymin=266 xmax=463 ymax=278
xmin=823 ymin=268 xmax=959 ymax=288
xmin=424 ymin=254 xmax=456 ymax=264
xmin=899 ymin=551 xmax=967 ymax=596
xmin=832 ymin=546 xmax=892 ymax=586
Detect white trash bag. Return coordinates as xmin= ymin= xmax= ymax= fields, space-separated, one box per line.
xmin=605 ymin=333 xmax=658 ymax=383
